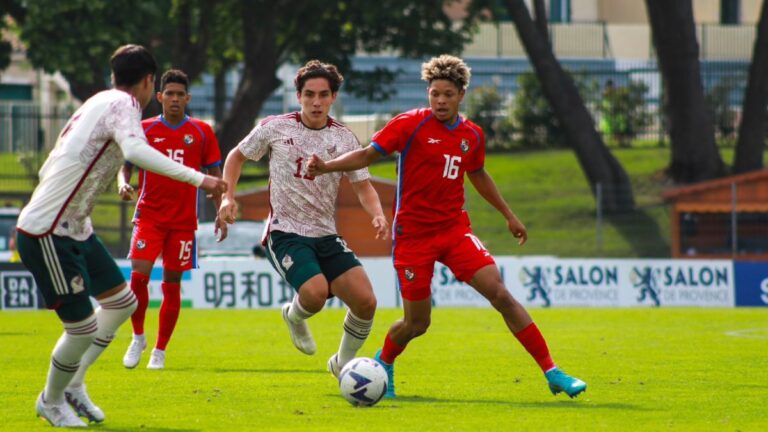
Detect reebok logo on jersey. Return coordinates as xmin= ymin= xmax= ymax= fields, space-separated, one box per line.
xmin=153 ymin=137 xmax=166 ymax=143
xmin=427 ymin=138 xmax=442 ymax=144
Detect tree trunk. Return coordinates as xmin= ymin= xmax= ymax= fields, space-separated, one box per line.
xmin=504 ymin=0 xmax=634 ymax=212
xmin=215 ymin=1 xmax=281 ymax=156
xmin=172 ymin=0 xmax=212 ymax=82
xmin=645 ymin=0 xmax=726 ymax=183
xmin=734 ymin=0 xmax=768 ymax=173
xmin=532 ymin=0 xmax=549 ymax=45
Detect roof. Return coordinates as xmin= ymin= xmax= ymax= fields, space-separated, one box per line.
xmin=662 ymin=169 xmax=768 ymax=200
xmin=662 ymin=169 xmax=768 ymax=213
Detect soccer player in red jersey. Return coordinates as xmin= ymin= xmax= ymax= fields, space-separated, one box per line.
xmin=308 ymin=55 xmax=586 ymax=399
xmin=117 ymin=69 xmax=225 ymax=370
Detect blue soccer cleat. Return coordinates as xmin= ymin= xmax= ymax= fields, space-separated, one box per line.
xmin=545 ymin=367 xmax=587 ymax=398
xmin=374 ymin=349 xmax=396 ymax=398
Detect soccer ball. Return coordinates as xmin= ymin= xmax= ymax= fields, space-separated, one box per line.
xmin=338 ymin=357 xmax=388 ymax=407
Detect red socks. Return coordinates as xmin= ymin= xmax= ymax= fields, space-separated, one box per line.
xmin=514 ymin=323 xmax=556 ymax=372
xmin=156 ymin=282 xmax=181 ymax=351
xmin=129 ymin=272 xmax=150 ymax=335
xmin=380 ymin=334 xmax=406 ymax=364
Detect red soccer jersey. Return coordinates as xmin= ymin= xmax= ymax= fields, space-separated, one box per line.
xmin=371 ymin=108 xmax=485 ymax=237
xmin=133 ymin=115 xmax=222 ymax=230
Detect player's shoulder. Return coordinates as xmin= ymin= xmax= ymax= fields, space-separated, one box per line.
xmin=142 ymin=115 xmax=162 ymax=128
xmin=460 ymin=117 xmax=484 ymax=136
xmin=259 ymin=112 xmax=300 ymax=129
xmin=88 ymin=89 xmax=141 ymax=113
xmin=393 ymin=108 xmax=430 ymax=123
xmin=327 ymin=117 xmax=358 ymax=139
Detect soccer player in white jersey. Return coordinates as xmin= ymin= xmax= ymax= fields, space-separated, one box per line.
xmin=15 ymin=45 xmax=227 ymax=427
xmin=218 ymin=60 xmax=388 ymax=378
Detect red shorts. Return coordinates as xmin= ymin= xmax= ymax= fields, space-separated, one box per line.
xmin=128 ymin=222 xmax=197 ymax=271
xmin=393 ymin=223 xmax=495 ymax=301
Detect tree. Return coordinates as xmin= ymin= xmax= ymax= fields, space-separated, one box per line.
xmin=734 ymin=0 xmax=768 ymax=174
xmin=500 ymin=0 xmax=634 ymax=212
xmin=213 ymin=0 xmax=482 ymax=155
xmin=645 ymin=0 xmax=726 ymax=183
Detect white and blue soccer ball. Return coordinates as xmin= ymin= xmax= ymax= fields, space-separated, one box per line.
xmin=338 ymin=357 xmax=388 ymax=407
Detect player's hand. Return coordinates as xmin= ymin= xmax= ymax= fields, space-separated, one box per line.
xmin=306 ymin=154 xmax=327 ymax=177
xmin=200 ymin=175 xmax=228 ymax=195
xmin=214 ymin=216 xmax=229 ymax=242
xmin=507 ymin=214 xmax=528 ymax=246
xmin=219 ymin=196 xmax=238 ymax=225
xmin=372 ymin=215 xmax=389 ymax=240
xmin=118 ymin=184 xmax=135 ymax=201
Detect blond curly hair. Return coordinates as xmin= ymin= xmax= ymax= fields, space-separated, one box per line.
xmin=420 ymin=55 xmax=471 ymax=90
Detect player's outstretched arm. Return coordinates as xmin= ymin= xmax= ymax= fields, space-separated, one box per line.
xmin=307 ymin=145 xmax=382 ymax=176
xmin=467 ymin=168 xmax=528 ymax=245
xmin=218 ymin=148 xmax=247 ymax=225
xmin=117 ymin=163 xmax=135 ymax=201
xmin=350 ymin=179 xmax=390 ymax=240
xmin=206 ymin=166 xmax=228 ymax=242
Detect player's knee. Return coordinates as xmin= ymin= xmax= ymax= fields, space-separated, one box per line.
xmin=299 ymin=286 xmax=329 ymax=313
xmin=488 ymin=286 xmax=515 ymax=311
xmin=405 ymin=318 xmax=431 ymax=338
xmin=352 ymin=294 xmax=376 ymax=319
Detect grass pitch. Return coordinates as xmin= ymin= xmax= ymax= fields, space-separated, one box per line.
xmin=1 ymin=307 xmax=766 ymax=431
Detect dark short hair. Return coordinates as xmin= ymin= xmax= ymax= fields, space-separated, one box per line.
xmin=111 ymin=44 xmax=157 ymax=87
xmin=294 ymin=60 xmax=344 ymax=93
xmin=160 ymin=69 xmax=189 ymax=92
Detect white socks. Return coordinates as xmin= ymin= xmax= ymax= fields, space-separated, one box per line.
xmin=44 ymin=314 xmax=98 ymax=404
xmin=69 ymin=287 xmax=137 ymax=386
xmin=286 ymin=295 xmax=315 ymax=323
xmin=337 ymin=310 xmax=373 ymax=366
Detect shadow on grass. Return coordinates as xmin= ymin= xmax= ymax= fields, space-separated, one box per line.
xmin=606 ymin=209 xmax=669 ymax=257
xmin=89 ymin=426 xmax=201 ymax=432
xmin=211 ymin=368 xmax=326 ymax=374
xmin=383 ymin=394 xmax=648 ymax=411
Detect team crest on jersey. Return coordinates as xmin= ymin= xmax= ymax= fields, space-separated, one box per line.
xmin=70 ymin=275 xmax=85 ymax=294
xmin=327 ymin=145 xmax=337 ymax=155
xmin=184 ymin=134 xmax=195 ymax=146
xmin=460 ymin=139 xmax=470 ymax=153
xmin=282 ymin=254 xmax=294 ymax=270
xmin=136 ymin=239 xmax=146 ymax=250
xmin=404 ymin=268 xmax=415 ymax=281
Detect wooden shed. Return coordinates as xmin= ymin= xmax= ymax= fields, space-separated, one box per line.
xmin=236 ymin=176 xmax=396 ymax=256
xmin=663 ymin=170 xmax=768 ymax=259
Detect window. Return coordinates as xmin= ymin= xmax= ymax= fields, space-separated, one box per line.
xmin=720 ymin=0 xmax=740 ymax=25
xmin=549 ymin=0 xmax=571 ymax=23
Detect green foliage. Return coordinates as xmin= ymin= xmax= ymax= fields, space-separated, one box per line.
xmin=18 ymin=1 xmax=174 ymax=91
xmin=705 ymin=77 xmax=741 ymax=139
xmin=510 ymin=72 xmax=599 ymax=148
xmin=1 ymin=308 xmax=766 ymax=430
xmin=597 ymin=80 xmax=653 ymax=147
xmin=464 ymin=85 xmax=515 ymax=150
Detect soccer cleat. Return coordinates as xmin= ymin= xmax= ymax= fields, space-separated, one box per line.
xmin=281 ymin=303 xmax=317 ymax=355
xmin=327 ymin=353 xmax=342 ymax=379
xmin=123 ymin=336 xmax=146 ymax=369
xmin=65 ymin=384 xmax=105 ymax=423
xmin=36 ymin=391 xmax=87 ymax=428
xmin=147 ymin=348 xmax=166 ymax=369
xmin=374 ymin=349 xmax=396 ymax=398
xmin=545 ymin=367 xmax=587 ymax=398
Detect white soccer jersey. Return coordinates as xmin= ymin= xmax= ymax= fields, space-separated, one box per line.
xmin=238 ymin=112 xmax=370 ymax=238
xmin=17 ymin=89 xmax=204 ymax=240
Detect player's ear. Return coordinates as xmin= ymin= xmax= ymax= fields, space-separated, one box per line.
xmin=156 ymin=91 xmax=162 ymax=103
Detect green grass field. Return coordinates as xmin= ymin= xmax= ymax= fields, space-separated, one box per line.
xmin=1 ymin=308 xmax=766 ymax=431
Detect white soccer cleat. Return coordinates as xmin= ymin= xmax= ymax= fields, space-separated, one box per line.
xmin=281 ymin=303 xmax=317 ymax=355
xmin=123 ymin=336 xmax=146 ymax=369
xmin=327 ymin=353 xmax=342 ymax=379
xmin=147 ymin=348 xmax=165 ymax=370
xmin=36 ymin=391 xmax=86 ymax=428
xmin=65 ymin=384 xmax=105 ymax=423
